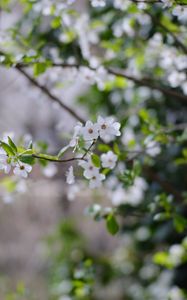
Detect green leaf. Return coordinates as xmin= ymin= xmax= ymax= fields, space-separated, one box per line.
xmin=0 ymin=141 xmax=15 ymax=156
xmin=113 ymin=142 xmax=120 ymax=156
xmin=173 ymin=215 xmax=187 ymax=233
xmin=102 ymin=168 xmax=110 ymax=175
xmin=106 ymin=214 xmax=119 ymax=235
xmin=182 ymin=149 xmax=187 ymax=158
xmin=91 ymin=154 xmax=101 ymax=168
xmin=19 ymin=155 xmax=35 ymax=165
xmin=8 ymin=136 xmax=17 ymax=153
xmin=153 ymin=252 xmax=172 ymax=268
xmin=98 ymin=144 xmax=111 ymax=152
xmin=33 ymin=62 xmax=50 ymax=77
xmin=28 ymin=140 xmax=33 ymax=149
xmin=58 ymin=146 xmax=69 ymax=158
xmin=51 ymin=16 xmax=61 ymax=29
xmin=19 ymin=149 xmax=33 ymax=155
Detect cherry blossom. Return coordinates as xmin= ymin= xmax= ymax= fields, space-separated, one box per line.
xmin=101 ymin=151 xmax=118 ymax=169
xmin=97 ymin=116 xmax=121 ymax=143
xmin=81 ymin=120 xmax=99 ymax=140
xmin=89 ymin=172 xmax=105 ymax=189
xmin=0 ymin=154 xmax=11 ymax=174
xmin=13 ymin=163 xmax=32 ymax=178
xmin=79 ymin=159 xmax=99 ymax=179
xmin=66 ymin=166 xmax=75 ymax=184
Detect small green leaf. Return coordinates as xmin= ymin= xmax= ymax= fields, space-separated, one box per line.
xmin=19 ymin=149 xmax=33 ymax=156
xmin=19 ymin=155 xmax=35 ymax=165
xmin=0 ymin=141 xmax=15 ymax=156
xmin=58 ymin=146 xmax=69 ymax=158
xmin=8 ymin=136 xmax=17 ymax=153
xmin=153 ymin=252 xmax=172 ymax=268
xmin=91 ymin=154 xmax=101 ymax=168
xmin=98 ymin=144 xmax=111 ymax=152
xmin=33 ymin=62 xmax=50 ymax=77
xmin=173 ymin=215 xmax=187 ymax=233
xmin=28 ymin=141 xmax=33 ymax=149
xmin=51 ymin=16 xmax=61 ymax=28
xmin=106 ymin=214 xmax=119 ymax=235
xmin=113 ymin=142 xmax=120 ymax=156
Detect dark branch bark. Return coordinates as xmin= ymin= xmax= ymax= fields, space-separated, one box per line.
xmin=14 ymin=63 xmax=187 ymax=105
xmin=17 ymin=67 xmax=85 ymax=123
xmin=32 ymin=154 xmax=85 ymax=163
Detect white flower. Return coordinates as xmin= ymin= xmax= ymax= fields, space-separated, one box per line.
xmin=89 ymin=173 xmax=105 ymax=189
xmin=172 ymin=6 xmax=187 ymax=22
xmin=168 ymin=286 xmax=184 ymax=300
xmin=13 ymin=163 xmax=32 ymax=178
xmin=79 ymin=159 xmax=99 ymax=179
xmin=175 ymin=55 xmax=187 ymax=71
xmin=109 ymin=177 xmax=147 ymax=206
xmin=90 ymin=0 xmax=106 ymax=7
xmin=67 ymin=184 xmax=80 ymax=201
xmin=110 ymin=186 xmax=127 ymax=206
xmin=95 ymin=66 xmax=108 ymax=90
xmin=161 ymin=0 xmax=173 ymax=8
xmin=169 ymin=244 xmax=185 ymax=266
xmin=97 ymin=116 xmax=121 ymax=142
xmin=79 ymin=66 xmax=96 ymax=84
xmin=69 ymin=122 xmax=83 ymax=148
xmin=59 ymin=122 xmax=83 ymax=154
xmin=121 ymin=127 xmax=135 ymax=146
xmin=81 ymin=120 xmax=99 ymax=141
xmin=66 ymin=166 xmax=75 ymax=184
xmin=145 ymin=140 xmax=161 ymax=157
xmin=101 ymin=151 xmax=118 ymax=169
xmin=167 ymin=71 xmax=186 ymax=88
xmin=16 ymin=180 xmax=27 ymax=193
xmin=0 ymin=154 xmax=11 ymax=174
xmin=43 ymin=163 xmax=57 ymax=178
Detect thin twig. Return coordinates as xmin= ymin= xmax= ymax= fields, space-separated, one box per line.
xmin=32 ymin=154 xmax=85 ymax=163
xmin=82 ymin=140 xmax=97 ymax=159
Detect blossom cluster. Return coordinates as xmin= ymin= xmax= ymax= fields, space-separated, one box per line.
xmin=0 ymin=148 xmax=32 ymax=178
xmin=0 ymin=116 xmax=121 ymax=190
xmin=65 ymin=116 xmax=121 ymax=188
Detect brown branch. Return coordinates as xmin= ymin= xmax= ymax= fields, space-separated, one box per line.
xmin=107 ymin=67 xmax=187 ymax=104
xmin=14 ymin=62 xmax=187 ymax=104
xmin=16 ymin=67 xmax=85 ymax=123
xmin=32 ymin=154 xmax=85 ymax=163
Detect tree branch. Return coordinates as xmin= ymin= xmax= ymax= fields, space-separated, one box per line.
xmin=14 ymin=63 xmax=187 ymax=104
xmin=32 ymin=154 xmax=85 ymax=163
xmin=17 ymin=67 xmax=85 ymax=123
xmin=107 ymin=67 xmax=187 ymax=104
